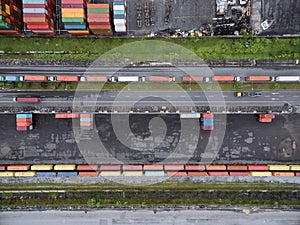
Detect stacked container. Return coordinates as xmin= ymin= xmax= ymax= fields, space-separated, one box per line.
xmin=113 ymin=0 xmax=126 ymax=33
xmin=22 ymin=0 xmax=56 ymax=34
xmin=87 ymin=3 xmax=112 ymax=35
xmin=16 ymin=114 xmax=33 ymax=131
xmin=61 ymin=0 xmax=89 ymax=35
xmin=80 ymin=113 xmax=93 ymax=130
xmin=0 ymin=0 xmax=22 ymax=34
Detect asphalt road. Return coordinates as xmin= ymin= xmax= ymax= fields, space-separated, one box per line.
xmin=0 ymin=91 xmax=298 ymax=107
xmin=0 ymin=66 xmax=300 ymax=81
xmin=1 ymin=210 xmax=300 ymax=225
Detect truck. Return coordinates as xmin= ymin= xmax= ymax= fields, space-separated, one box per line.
xmin=259 ymin=114 xmax=275 ymax=123
xmin=275 ymin=76 xmax=300 ymax=82
xmin=212 ymin=76 xmax=237 ymax=82
xmin=149 ymin=76 xmax=175 ymax=82
xmin=235 ymin=92 xmax=262 ymax=97
xmin=117 ymin=76 xmax=140 ymax=82
xmin=13 ymin=97 xmax=40 ymax=103
xmin=246 ymin=76 xmax=271 ymax=82
xmin=80 ymin=76 xmax=108 ymax=82
xmin=182 ymin=76 xmax=203 ymax=82
xmin=56 ymin=76 xmax=79 ymax=82
xmin=201 ymin=113 xmax=214 ymax=130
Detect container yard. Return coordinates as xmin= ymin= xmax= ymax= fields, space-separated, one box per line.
xmin=0 ymin=0 xmax=23 ymax=34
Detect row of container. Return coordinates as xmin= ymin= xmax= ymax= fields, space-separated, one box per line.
xmin=1 ymin=164 xmax=300 ymax=172
xmin=0 ymin=0 xmax=23 ymax=34
xmin=2 ymin=75 xmax=300 ymax=83
xmin=80 ymin=113 xmax=93 ymax=130
xmin=1 ymin=170 xmax=300 ymax=177
xmin=16 ymin=113 xmax=33 ymax=131
xmin=87 ymin=3 xmax=112 ymax=35
xmin=113 ymin=0 xmax=126 ymax=33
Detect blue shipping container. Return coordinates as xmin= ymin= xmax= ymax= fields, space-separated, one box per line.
xmin=80 ymin=118 xmax=93 ymax=122
xmin=57 ymin=172 xmax=78 ymax=177
xmin=145 ymin=171 xmax=165 ymax=176
xmin=64 ymin=24 xmax=86 ymax=30
xmin=36 ymin=172 xmax=56 ymax=177
xmin=16 ymin=114 xmax=32 ymax=119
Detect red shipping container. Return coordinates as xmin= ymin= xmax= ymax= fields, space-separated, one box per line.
xmin=272 ymin=172 xmax=295 ymax=177
xmin=166 ymin=171 xmax=186 ymax=177
xmin=17 ymin=126 xmax=29 ymax=131
xmin=87 ymin=13 xmax=110 ymax=18
xmin=89 ymin=25 xmax=111 ymax=30
xmin=77 ymin=164 xmax=98 ymax=171
xmin=208 ymin=171 xmax=229 ymax=176
xmin=0 ymin=165 xmax=6 ymax=171
xmin=79 ymin=171 xmax=99 ymax=176
xmin=61 ymin=4 xmax=84 ymax=8
xmin=295 ymin=172 xmax=300 ymax=177
xmin=27 ymin=24 xmax=51 ymax=30
xmin=7 ymin=164 xmax=30 ymax=171
xmin=80 ymin=114 xmax=92 ymax=118
xmin=185 ymin=164 xmax=206 ymax=171
xmin=187 ymin=171 xmax=208 ymax=176
xmin=229 ymin=172 xmax=250 ymax=176
xmin=23 ymin=4 xmax=46 ymax=8
xmin=164 ymin=164 xmax=185 ymax=171
xmin=182 ymin=76 xmax=203 ymax=82
xmin=248 ymin=164 xmax=269 ymax=171
xmin=62 ymin=0 xmax=85 ymax=4
xmin=100 ymin=165 xmax=121 ymax=171
xmin=87 ymin=4 xmax=109 ymax=8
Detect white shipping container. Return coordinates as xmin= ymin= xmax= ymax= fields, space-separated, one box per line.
xmin=117 ymin=76 xmax=139 ymax=82
xmin=275 ymin=76 xmax=300 ymax=82
xmin=113 ymin=5 xmax=125 ymax=10
xmin=23 ymin=8 xmax=47 ymax=13
xmin=180 ymin=113 xmax=201 ymax=119
xmin=114 ymin=19 xmax=126 ymax=25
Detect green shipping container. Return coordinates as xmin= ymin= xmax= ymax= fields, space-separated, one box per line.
xmin=62 ymin=18 xmax=85 ymax=24
xmin=87 ymin=8 xmax=109 ymax=13
xmin=113 ymin=10 xmax=125 ymax=14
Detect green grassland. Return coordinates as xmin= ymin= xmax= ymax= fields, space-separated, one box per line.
xmin=0 ymin=37 xmax=299 ymax=60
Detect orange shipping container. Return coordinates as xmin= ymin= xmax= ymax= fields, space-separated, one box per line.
xmin=79 ymin=171 xmax=99 ymax=176
xmin=80 ymin=122 xmax=93 ymax=127
xmin=213 ymin=76 xmax=235 ymax=82
xmin=164 ymin=164 xmax=185 ymax=171
xmin=206 ymin=165 xmax=227 ymax=171
xmin=24 ymin=76 xmax=48 ymax=81
xmin=272 ymin=172 xmax=295 ymax=177
xmin=55 ymin=113 xmax=79 ymax=119
xmin=77 ymin=164 xmax=98 ymax=171
xmin=80 ymin=114 xmax=92 ymax=118
xmin=246 ymin=76 xmax=270 ymax=82
xmin=208 ymin=171 xmax=229 ymax=176
xmin=7 ymin=164 xmax=30 ymax=171
xmin=185 ymin=164 xmax=206 ymax=171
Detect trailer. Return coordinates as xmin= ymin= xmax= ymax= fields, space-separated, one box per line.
xmin=149 ymin=76 xmax=175 ymax=82
xmin=182 ymin=76 xmax=203 ymax=82
xmin=212 ymin=76 xmax=235 ymax=82
xmin=56 ymin=76 xmax=79 ymax=82
xmin=5 ymin=76 xmax=19 ymax=82
xmin=21 ymin=75 xmax=48 ymax=81
xmin=117 ymin=76 xmax=140 ymax=82
xmin=13 ymin=97 xmax=40 ymax=103
xmin=80 ymin=76 xmax=108 ymax=82
xmin=246 ymin=76 xmax=271 ymax=82
xmin=275 ymin=76 xmax=300 ymax=82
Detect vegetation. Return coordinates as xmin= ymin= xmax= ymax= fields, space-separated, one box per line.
xmin=0 ymin=37 xmax=299 ymax=60
xmin=0 ymin=182 xmax=300 ymax=208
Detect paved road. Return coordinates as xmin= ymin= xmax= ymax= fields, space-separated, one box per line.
xmin=0 ymin=91 xmax=298 ymax=107
xmin=1 ymin=210 xmax=300 ymax=225
xmin=0 ymin=66 xmax=299 ymax=81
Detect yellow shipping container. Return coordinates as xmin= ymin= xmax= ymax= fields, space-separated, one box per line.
xmin=272 ymin=172 xmax=294 ymax=177
xmin=13 ymin=5 xmax=18 ymax=12
xmin=123 ymin=171 xmax=143 ymax=176
xmin=68 ymin=30 xmax=90 ymax=35
xmin=62 ymin=13 xmax=86 ymax=18
xmin=290 ymin=165 xmax=300 ymax=171
xmin=100 ymin=171 xmax=121 ymax=176
xmin=54 ymin=164 xmax=76 ymax=171
xmin=0 ymin=172 xmax=14 ymax=177
xmin=268 ymin=165 xmax=290 ymax=171
xmin=31 ymin=164 xmax=53 ymax=171
xmin=15 ymin=171 xmax=36 ymax=177
xmin=5 ymin=4 xmax=10 ymax=15
xmin=62 ymin=8 xmax=84 ymax=14
xmin=250 ymin=171 xmax=272 ymax=176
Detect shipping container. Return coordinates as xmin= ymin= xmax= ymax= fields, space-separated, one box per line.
xmin=0 ymin=171 xmax=15 ymax=176
xmin=275 ymin=76 xmax=300 ymax=82
xmin=290 ymin=165 xmax=300 ymax=171
xmin=149 ymin=76 xmax=175 ymax=82
xmin=54 ymin=164 xmax=76 ymax=171
xmin=272 ymin=172 xmax=294 ymax=177
xmin=55 ymin=113 xmax=79 ymax=119
xmin=31 ymin=164 xmax=53 ymax=171
xmin=79 ymin=171 xmax=99 ymax=176
xmin=57 ymin=171 xmax=78 ymax=177
xmin=15 ymin=171 xmax=36 ymax=177
xmin=7 ymin=164 xmax=30 ymax=171
xmin=100 ymin=171 xmax=121 ymax=176
xmin=144 ymin=171 xmax=165 ymax=176
xmin=180 ymin=113 xmax=201 ymax=119
xmin=23 ymin=75 xmax=48 ymax=81
xmin=0 ymin=165 xmax=5 ymax=171
xmin=122 ymin=164 xmax=143 ymax=171
xmin=77 ymin=164 xmax=98 ymax=171
xmin=182 ymin=76 xmax=203 ymax=82
xmin=56 ymin=76 xmax=79 ymax=82
xmin=187 ymin=171 xmax=208 ymax=176
xmin=268 ymin=165 xmax=290 ymax=171
xmin=206 ymin=165 xmax=227 ymax=171
xmin=36 ymin=172 xmax=56 ymax=177
xmin=80 ymin=113 xmax=92 ymax=118
xmin=250 ymin=171 xmax=272 ymax=176
xmin=246 ymin=76 xmax=271 ymax=82
xmin=227 ymin=165 xmax=248 ymax=171
xmin=208 ymin=171 xmax=229 ymax=176
xmin=166 ymin=171 xmax=186 ymax=176
xmin=143 ymin=164 xmax=164 ymax=171
xmin=212 ymin=76 xmax=235 ymax=82
xmin=100 ymin=165 xmax=121 ymax=171
xmin=185 ymin=164 xmax=206 ymax=171
xmin=247 ymin=164 xmax=269 ymax=171
xmin=295 ymin=172 xmax=300 ymax=177
xmin=229 ymin=171 xmax=250 ymax=176
xmin=13 ymin=97 xmax=40 ymax=103
xmin=164 ymin=164 xmax=185 ymax=171
xmin=123 ymin=171 xmax=143 ymax=176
